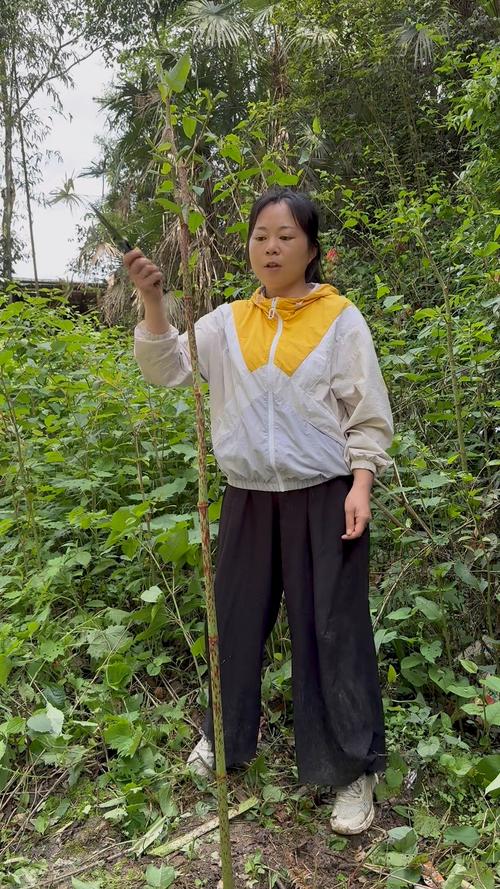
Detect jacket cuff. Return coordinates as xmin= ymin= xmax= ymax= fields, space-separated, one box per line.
xmin=134 ymin=321 xmax=176 ymax=341
xmin=350 ymin=459 xmax=378 ymax=476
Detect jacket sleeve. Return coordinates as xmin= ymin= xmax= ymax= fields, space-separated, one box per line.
xmin=133 ymin=307 xmax=221 ymax=388
xmin=331 ymin=306 xmax=394 ymax=478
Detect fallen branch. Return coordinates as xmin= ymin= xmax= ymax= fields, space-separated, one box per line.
xmin=151 ymin=796 xmax=259 ymax=857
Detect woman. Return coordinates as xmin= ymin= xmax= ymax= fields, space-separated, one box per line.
xmin=125 ymin=188 xmax=394 ymax=836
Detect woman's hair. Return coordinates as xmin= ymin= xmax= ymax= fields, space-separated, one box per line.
xmin=246 ymin=187 xmax=324 ymax=284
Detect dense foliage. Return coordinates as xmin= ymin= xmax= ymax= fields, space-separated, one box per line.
xmin=0 ymin=1 xmax=499 ymax=887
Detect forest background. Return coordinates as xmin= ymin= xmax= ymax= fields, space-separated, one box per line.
xmin=0 ymin=1 xmax=499 ymax=887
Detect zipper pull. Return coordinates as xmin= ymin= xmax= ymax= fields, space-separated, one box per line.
xmin=267 ymin=297 xmax=278 ymax=320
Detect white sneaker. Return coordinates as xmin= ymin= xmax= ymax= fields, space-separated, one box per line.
xmin=329 ymin=773 xmax=379 ymax=835
xmin=186 ymin=733 xmax=214 ymax=777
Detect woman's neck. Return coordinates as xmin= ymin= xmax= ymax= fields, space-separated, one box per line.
xmin=260 ymin=280 xmax=316 ymax=300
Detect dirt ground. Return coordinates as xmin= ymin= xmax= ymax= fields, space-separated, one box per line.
xmin=10 ymin=782 xmax=408 ymax=889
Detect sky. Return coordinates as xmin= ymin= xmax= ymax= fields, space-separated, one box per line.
xmin=15 ymin=50 xmax=113 ymax=282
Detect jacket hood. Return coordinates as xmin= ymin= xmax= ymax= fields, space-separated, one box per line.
xmin=251 ymin=283 xmax=343 ymax=320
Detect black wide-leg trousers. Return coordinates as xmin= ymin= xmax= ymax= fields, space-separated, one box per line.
xmin=202 ymin=475 xmax=385 ymax=788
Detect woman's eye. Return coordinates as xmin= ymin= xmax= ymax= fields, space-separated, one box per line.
xmin=281 ymin=236 xmax=292 ymax=241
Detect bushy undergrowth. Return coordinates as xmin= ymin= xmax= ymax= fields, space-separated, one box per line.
xmin=0 ymin=42 xmax=499 ymax=889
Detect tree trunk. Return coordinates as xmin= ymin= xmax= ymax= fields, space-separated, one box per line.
xmin=14 ymin=55 xmax=39 ymax=294
xmin=0 ymin=46 xmax=15 ymax=281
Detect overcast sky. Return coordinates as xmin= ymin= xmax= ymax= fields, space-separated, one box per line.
xmin=15 ymin=50 xmax=113 ymax=282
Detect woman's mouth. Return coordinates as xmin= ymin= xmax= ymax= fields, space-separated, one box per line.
xmin=264 ymin=263 xmax=281 ymax=269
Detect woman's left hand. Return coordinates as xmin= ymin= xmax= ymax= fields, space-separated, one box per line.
xmin=341 ymin=486 xmax=372 ymax=540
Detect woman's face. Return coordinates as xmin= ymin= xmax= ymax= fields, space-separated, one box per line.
xmin=248 ymin=201 xmax=317 ymax=291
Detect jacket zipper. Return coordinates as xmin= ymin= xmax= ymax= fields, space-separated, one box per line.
xmin=267 ymin=298 xmax=284 ymax=490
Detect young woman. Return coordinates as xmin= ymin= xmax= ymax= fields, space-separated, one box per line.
xmin=125 ymin=188 xmax=394 ymax=836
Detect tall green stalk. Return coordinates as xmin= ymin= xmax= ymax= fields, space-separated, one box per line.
xmin=160 ymin=93 xmax=235 ymax=889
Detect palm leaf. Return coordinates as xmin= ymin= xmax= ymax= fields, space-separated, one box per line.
xmin=243 ymin=0 xmax=277 ymax=29
xmin=181 ymin=0 xmax=250 ymax=48
xmin=477 ymin=0 xmax=500 ymax=17
xmin=285 ymin=24 xmax=339 ymax=54
xmin=396 ymin=24 xmax=436 ymax=69
xmin=47 ymin=174 xmax=83 ymax=210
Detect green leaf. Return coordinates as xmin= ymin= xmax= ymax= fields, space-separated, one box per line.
xmin=374 ymin=628 xmax=397 ymax=652
xmin=39 ymin=640 xmax=65 ymax=662
xmin=141 ymin=586 xmax=163 ymax=603
xmin=420 ymin=640 xmax=442 ymax=662
xmin=400 ymin=654 xmax=428 ymax=687
xmin=156 ymin=197 xmax=182 ymax=215
xmin=148 ymin=478 xmax=188 ymax=501
xmin=27 ymin=703 xmax=64 ymax=737
xmin=474 ymin=754 xmax=500 ymax=792
xmin=387 ymin=826 xmax=418 ymax=852
xmin=182 ymin=115 xmax=197 ymax=138
xmin=0 ymin=655 xmax=12 ymax=686
xmin=444 ymin=825 xmax=480 ymax=848
xmin=454 ymin=561 xmax=482 ymax=591
xmin=271 ymin=170 xmax=299 ymax=186
xmin=157 ymin=525 xmax=190 ymax=563
xmin=446 ymin=683 xmax=477 ymax=698
xmin=157 ymin=179 xmax=175 ymax=194
xmin=262 ymin=784 xmax=285 ymax=802
xmin=481 ymin=675 xmax=500 ymax=693
xmin=158 ymin=786 xmax=179 ymax=818
xmin=105 ymin=659 xmax=133 ymax=690
xmin=164 ymin=53 xmax=191 ymax=94
xmin=485 ymin=701 xmax=500 ymax=726
xmin=312 ymin=115 xmax=321 ymax=134
xmin=385 ymin=766 xmax=404 ymax=789
xmin=387 ymin=664 xmax=397 ymax=683
xmin=43 ymin=684 xmax=66 ymax=708
xmin=417 ymin=737 xmax=440 ymax=758
xmin=69 ymin=549 xmax=92 ymax=567
xmin=188 ymin=210 xmax=204 ymax=234
xmin=221 ymin=141 xmax=243 ymax=165
xmin=131 ymin=816 xmax=168 ymax=856
xmin=419 ymin=471 xmax=452 ymax=489
xmin=145 ymin=864 xmax=178 ymax=888
xmin=190 ymin=635 xmax=206 ymax=657
xmin=415 ymin=596 xmax=442 ymax=622
xmin=104 ymin=717 xmax=142 ymax=758
xmin=386 ymin=607 xmax=413 ymax=621
xmin=459 ymin=658 xmax=478 ymax=674
xmin=383 ymin=294 xmax=403 ymax=309
xmin=413 ymin=809 xmax=440 ymax=838
xmin=86 ymin=626 xmax=133 ymax=660
xmin=485 ymin=772 xmax=500 ymax=794
xmin=386 ymin=866 xmax=421 ymax=889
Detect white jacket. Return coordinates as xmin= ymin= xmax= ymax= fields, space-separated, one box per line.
xmin=133 ymin=283 xmax=394 ymax=492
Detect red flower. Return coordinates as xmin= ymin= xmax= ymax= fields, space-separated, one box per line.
xmin=326 ymin=248 xmax=340 ymax=263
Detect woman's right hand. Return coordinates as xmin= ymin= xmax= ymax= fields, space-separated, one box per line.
xmin=123 ymin=248 xmax=163 ymax=303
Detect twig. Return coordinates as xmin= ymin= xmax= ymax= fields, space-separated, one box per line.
xmin=38 ymin=842 xmax=132 ymax=887
xmin=5 ymin=769 xmax=69 ymax=854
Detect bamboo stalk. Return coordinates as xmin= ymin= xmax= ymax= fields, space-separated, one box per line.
xmin=161 ymin=94 xmax=235 ymax=889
